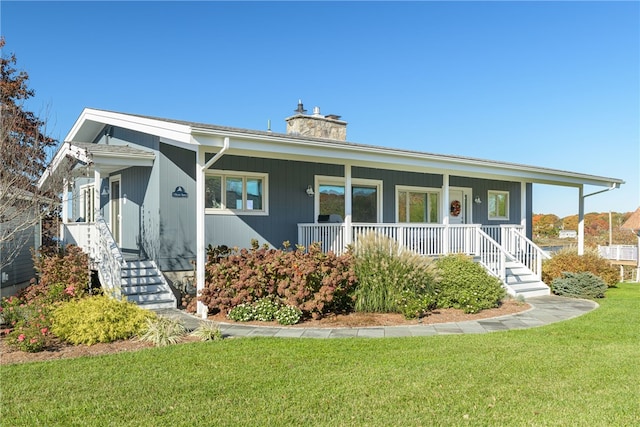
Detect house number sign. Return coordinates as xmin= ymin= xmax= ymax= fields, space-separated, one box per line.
xmin=172 ymin=186 xmax=188 ymax=198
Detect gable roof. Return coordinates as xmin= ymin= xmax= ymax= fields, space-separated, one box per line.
xmin=621 ymin=207 xmax=640 ymax=231
xmin=61 ymin=107 xmax=624 ymax=189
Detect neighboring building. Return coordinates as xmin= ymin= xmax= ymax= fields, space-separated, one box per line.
xmin=558 ymin=230 xmax=577 ymax=239
xmin=39 ymin=105 xmax=625 ymax=315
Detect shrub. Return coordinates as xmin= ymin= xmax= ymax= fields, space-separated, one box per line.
xmin=52 ymin=296 xmax=156 ymax=345
xmin=253 ymin=297 xmax=279 ymax=322
xmin=200 ymin=241 xmax=357 ymax=320
xmin=227 ymin=304 xmax=255 ymax=322
xmin=5 ymin=323 xmax=50 ymax=353
xmin=435 ymin=254 xmax=506 ymax=314
xmin=551 ymin=272 xmax=608 ymax=299
xmin=191 ymin=322 xmax=223 ymax=341
xmin=32 ymin=245 xmax=91 ymax=302
xmin=353 ymin=233 xmax=438 ymax=318
xmin=542 ymin=247 xmax=618 ymax=287
xmin=274 ymin=305 xmax=303 ymax=325
xmin=138 ymin=316 xmax=187 ymax=347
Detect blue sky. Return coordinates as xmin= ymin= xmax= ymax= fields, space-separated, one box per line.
xmin=2 ymin=1 xmax=638 ymax=218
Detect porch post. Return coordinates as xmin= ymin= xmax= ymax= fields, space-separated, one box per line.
xmin=93 ymin=168 xmax=102 ymax=260
xmin=344 ymin=163 xmax=353 ymax=248
xmin=61 ymin=178 xmax=69 ymax=243
xmin=442 ymin=173 xmax=450 ymax=254
xmin=196 ymin=147 xmax=207 ymax=319
xmin=520 ymin=182 xmax=527 ymax=231
xmin=578 ymin=185 xmax=585 ymax=255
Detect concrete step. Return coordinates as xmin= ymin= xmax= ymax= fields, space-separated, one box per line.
xmin=122 ymin=283 xmax=166 ymax=294
xmin=125 ymin=291 xmax=175 ymax=303
xmin=121 ymin=268 xmax=160 ymax=278
xmin=121 ymin=276 xmax=164 ymax=286
xmin=134 ymin=299 xmax=177 ymax=310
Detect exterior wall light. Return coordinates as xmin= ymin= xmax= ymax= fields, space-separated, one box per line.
xmin=306 ymin=185 xmax=315 ymax=197
xmin=474 ymin=196 xmax=482 ymax=204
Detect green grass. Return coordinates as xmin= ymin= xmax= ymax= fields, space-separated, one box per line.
xmin=2 ymin=283 xmax=639 ymax=426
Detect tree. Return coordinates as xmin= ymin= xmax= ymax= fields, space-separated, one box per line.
xmin=0 ymin=37 xmax=60 ymax=270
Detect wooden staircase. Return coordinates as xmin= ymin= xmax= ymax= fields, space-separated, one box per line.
xmin=120 ymin=260 xmax=177 ymax=310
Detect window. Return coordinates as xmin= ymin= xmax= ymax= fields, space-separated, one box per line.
xmin=488 ymin=190 xmax=509 ymax=220
xmin=396 ymin=187 xmax=440 ymax=223
xmin=205 ymin=171 xmax=267 ymax=214
xmin=317 ymin=177 xmax=382 ymax=223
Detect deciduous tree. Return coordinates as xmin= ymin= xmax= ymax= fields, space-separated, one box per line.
xmin=0 ymin=37 xmax=60 ymax=270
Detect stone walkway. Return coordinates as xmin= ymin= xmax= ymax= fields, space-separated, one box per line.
xmin=154 ymin=295 xmax=598 ymax=339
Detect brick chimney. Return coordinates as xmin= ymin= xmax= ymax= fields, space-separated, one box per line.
xmin=285 ymin=100 xmax=347 ymax=141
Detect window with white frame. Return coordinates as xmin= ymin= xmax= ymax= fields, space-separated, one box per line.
xmin=205 ymin=170 xmax=267 ymax=214
xmin=488 ymin=190 xmax=509 ymax=220
xmin=317 ymin=177 xmax=382 ymax=223
xmin=79 ymin=184 xmax=95 ymax=222
xmin=396 ymin=186 xmax=440 ymax=223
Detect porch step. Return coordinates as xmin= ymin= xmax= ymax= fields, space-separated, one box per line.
xmin=120 ymin=261 xmax=176 ymax=310
xmin=503 ymin=261 xmax=550 ymax=299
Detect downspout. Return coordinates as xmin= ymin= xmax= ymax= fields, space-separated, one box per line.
xmin=578 ymin=182 xmax=619 ymax=255
xmin=196 ymin=137 xmax=230 ymax=318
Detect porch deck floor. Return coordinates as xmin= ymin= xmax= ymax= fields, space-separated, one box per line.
xmin=153 ymin=295 xmax=598 ymax=339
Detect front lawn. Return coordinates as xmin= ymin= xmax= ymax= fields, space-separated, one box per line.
xmin=2 ymin=283 xmax=638 ymax=426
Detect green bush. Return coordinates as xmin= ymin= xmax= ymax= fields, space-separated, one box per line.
xmin=542 ymin=247 xmax=618 ymax=287
xmin=353 ymin=233 xmax=438 ymax=318
xmin=551 ymin=272 xmax=608 ymax=299
xmin=138 ymin=316 xmax=186 ymax=347
xmin=227 ymin=304 xmax=255 ymax=322
xmin=200 ymin=241 xmax=357 ymax=320
xmin=253 ymin=297 xmax=279 ymax=322
xmin=52 ymin=296 xmax=156 ymax=345
xmin=191 ymin=322 xmax=223 ymax=341
xmin=274 ymin=305 xmax=302 ymax=325
xmin=435 ymin=254 xmax=506 ymax=314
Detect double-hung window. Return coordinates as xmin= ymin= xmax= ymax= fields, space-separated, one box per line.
xmin=205 ymin=170 xmax=268 ymax=214
xmin=396 ymin=186 xmax=440 ymax=223
xmin=488 ymin=190 xmax=509 ymax=220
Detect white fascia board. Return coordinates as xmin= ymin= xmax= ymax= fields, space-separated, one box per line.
xmin=194 ymin=132 xmax=622 ymax=189
xmin=66 ymin=108 xmax=194 ymax=144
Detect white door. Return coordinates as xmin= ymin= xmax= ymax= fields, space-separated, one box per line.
xmin=449 ymin=189 xmax=468 ymax=224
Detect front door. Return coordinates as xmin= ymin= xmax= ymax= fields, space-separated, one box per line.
xmin=448 ymin=189 xmax=468 ymax=224
xmin=110 ymin=176 xmax=122 ymax=246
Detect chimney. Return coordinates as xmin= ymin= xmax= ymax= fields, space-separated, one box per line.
xmin=285 ymin=100 xmax=347 ymax=141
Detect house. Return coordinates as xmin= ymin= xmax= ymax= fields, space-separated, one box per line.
xmin=0 ymin=190 xmax=44 ymax=298
xmin=39 ymin=104 xmax=625 ymax=316
xmin=558 ymin=230 xmax=577 ymax=239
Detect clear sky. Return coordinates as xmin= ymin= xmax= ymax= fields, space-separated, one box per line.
xmin=2 ymin=1 xmax=638 ymax=218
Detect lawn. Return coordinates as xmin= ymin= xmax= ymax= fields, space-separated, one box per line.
xmin=1 ymin=283 xmax=638 ymax=426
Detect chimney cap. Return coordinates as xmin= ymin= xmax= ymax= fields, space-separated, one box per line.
xmin=294 ymin=99 xmax=307 ymax=114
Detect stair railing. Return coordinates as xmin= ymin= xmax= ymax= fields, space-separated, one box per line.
xmin=474 ymin=227 xmax=509 ymax=282
xmin=95 ymin=215 xmax=125 ymax=299
xmin=502 ymin=227 xmax=551 ymax=279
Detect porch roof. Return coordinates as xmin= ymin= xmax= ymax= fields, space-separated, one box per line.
xmin=38 ymin=141 xmax=155 ymax=187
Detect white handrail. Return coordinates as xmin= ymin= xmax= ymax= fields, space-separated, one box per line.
xmin=502 ymin=227 xmax=550 ymax=279
xmin=95 ymin=215 xmax=125 ymax=299
xmin=474 ymin=228 xmax=508 ymax=281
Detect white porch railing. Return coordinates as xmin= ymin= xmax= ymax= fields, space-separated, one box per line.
xmin=62 ymin=222 xmax=97 ymax=260
xmin=298 ymin=222 xmax=549 ymax=281
xmin=598 ymin=245 xmax=638 ymax=262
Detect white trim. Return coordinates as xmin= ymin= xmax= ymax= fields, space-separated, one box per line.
xmin=488 ymin=190 xmax=510 ymax=221
xmin=109 ymin=174 xmax=122 ymax=246
xmin=204 ymin=169 xmax=269 ymax=216
xmin=449 ymin=187 xmax=472 ymax=224
xmin=395 ymin=185 xmax=442 ymax=223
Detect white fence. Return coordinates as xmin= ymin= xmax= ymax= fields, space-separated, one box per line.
xmin=598 ymin=245 xmax=638 ymax=262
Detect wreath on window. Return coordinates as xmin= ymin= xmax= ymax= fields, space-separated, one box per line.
xmin=450 ymin=200 xmax=461 ymax=217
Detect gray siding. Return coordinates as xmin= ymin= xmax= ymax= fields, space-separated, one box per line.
xmin=450 ymin=176 xmax=522 ymax=225
xmin=1 ymin=218 xmax=38 ymax=293
xmin=155 ymin=143 xmax=196 ymax=271
xmin=205 ymin=156 xmax=343 ymax=250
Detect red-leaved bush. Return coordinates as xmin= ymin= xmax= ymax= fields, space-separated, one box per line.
xmin=199 ymin=241 xmax=357 ymax=319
